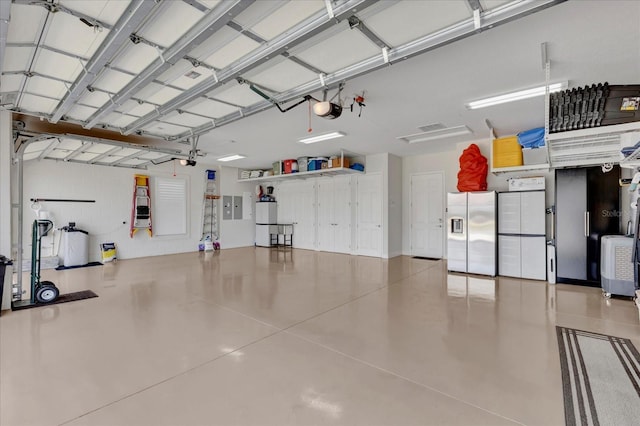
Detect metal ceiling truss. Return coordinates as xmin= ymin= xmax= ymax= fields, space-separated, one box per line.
xmin=120 ymin=0 xmax=374 ymax=135
xmin=49 ymin=0 xmax=161 ymax=123
xmin=84 ymin=0 xmax=256 ymax=129
xmin=13 ymin=0 xmax=114 ymax=31
xmin=16 ymin=6 xmax=53 ymax=107
xmin=0 ymin=0 xmax=11 ymax=73
xmin=166 ymin=0 xmax=566 ymax=142
xmin=3 ymin=0 xmax=568 ymax=143
xmin=18 ymin=133 xmax=186 ymax=170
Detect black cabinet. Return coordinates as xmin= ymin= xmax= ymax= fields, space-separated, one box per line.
xmin=555 ymin=166 xmax=620 ymax=286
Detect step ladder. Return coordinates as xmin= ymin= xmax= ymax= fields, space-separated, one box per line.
xmin=200 ymin=170 xmax=219 ymax=250
xmin=130 ymin=174 xmax=152 ymax=237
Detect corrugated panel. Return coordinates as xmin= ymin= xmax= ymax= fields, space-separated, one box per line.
xmin=44 ymin=11 xmax=109 ymax=58
xmin=23 ymin=75 xmax=67 ymax=99
xmin=137 ymin=1 xmax=204 ymax=48
xmin=209 ymin=83 xmax=264 ymax=107
xmin=92 ymin=68 xmax=134 ymax=93
xmin=182 ymin=98 xmax=239 ymax=119
xmin=243 ymin=57 xmax=317 ymax=93
xmin=202 ymin=33 xmax=261 ymax=69
xmin=18 ymin=93 xmax=58 ymax=115
xmin=110 ymin=43 xmax=159 ymax=75
xmin=2 ymin=46 xmax=33 ymax=72
xmin=295 ymin=28 xmax=380 ymax=74
xmin=365 ymin=0 xmax=471 ymax=47
xmin=58 ymin=0 xmax=132 ymax=27
xmin=6 ymin=4 xmax=47 ymax=43
xmin=32 ymin=49 xmax=84 ymax=82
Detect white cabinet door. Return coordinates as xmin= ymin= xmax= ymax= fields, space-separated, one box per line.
xmin=498 ymin=192 xmax=521 ymax=234
xmin=356 ymin=174 xmax=383 ymax=257
xmin=316 ymin=178 xmax=334 ymax=252
xmin=521 ymin=236 xmax=547 ymax=280
xmin=498 ymin=235 xmax=521 ymax=277
xmin=276 ymin=183 xmax=295 ymax=223
xmin=292 ymin=180 xmax=316 ymax=250
xmin=332 ymin=176 xmax=352 ymax=254
xmin=520 ymin=191 xmax=546 ymax=235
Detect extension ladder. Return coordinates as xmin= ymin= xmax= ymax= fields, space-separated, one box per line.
xmin=130 ymin=174 xmax=152 ymax=237
xmin=201 ymin=170 xmax=219 ymax=250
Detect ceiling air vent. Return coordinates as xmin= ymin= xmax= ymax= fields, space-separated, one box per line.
xmin=417 ymin=123 xmax=446 ymax=132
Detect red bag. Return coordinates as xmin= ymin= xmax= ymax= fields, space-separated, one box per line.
xmin=457 ymin=144 xmax=488 ymax=192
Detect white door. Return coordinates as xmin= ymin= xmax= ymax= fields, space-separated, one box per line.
xmin=276 ymin=183 xmax=295 ymax=223
xmin=411 ymin=172 xmax=444 ymax=258
xmin=332 ymin=176 xmax=352 ymax=254
xmin=356 ymin=174 xmax=383 ymax=257
xmin=316 ymin=178 xmax=334 ymax=252
xmin=293 ymin=180 xmax=316 ymax=250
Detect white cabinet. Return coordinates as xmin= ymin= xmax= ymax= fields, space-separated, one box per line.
xmin=356 ymin=173 xmax=383 ymax=257
xmin=276 ymin=180 xmax=316 ymax=250
xmin=317 ymin=176 xmax=352 ymax=254
xmin=498 ymin=190 xmax=546 ymax=280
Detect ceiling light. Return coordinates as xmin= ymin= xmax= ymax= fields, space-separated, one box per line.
xmin=299 ymin=132 xmax=346 ymax=144
xmin=179 ymin=159 xmax=197 ymax=166
xmin=217 ymin=154 xmax=245 ymax=162
xmin=397 ymin=125 xmax=472 ymax=143
xmin=466 ymin=82 xmax=568 ymax=109
xmin=313 ymin=101 xmax=343 ymax=119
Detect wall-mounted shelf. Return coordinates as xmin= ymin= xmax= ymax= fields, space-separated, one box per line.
xmin=238 ymin=166 xmax=363 ymax=182
xmin=237 ymin=149 xmax=365 ymax=182
xmin=491 ymin=163 xmax=550 ymax=175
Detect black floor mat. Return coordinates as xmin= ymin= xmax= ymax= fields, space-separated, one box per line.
xmin=55 ymin=261 xmax=102 ymax=271
xmin=12 ymin=290 xmax=98 ymax=311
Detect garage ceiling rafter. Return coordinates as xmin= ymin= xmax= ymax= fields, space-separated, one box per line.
xmin=121 ymin=0 xmax=375 ymax=135
xmin=84 ymin=0 xmax=256 ymax=129
xmin=0 ymin=0 xmax=575 ymax=151
xmin=166 ymin=0 xmax=566 ymax=142
xmin=49 ymin=0 xmax=162 ymax=123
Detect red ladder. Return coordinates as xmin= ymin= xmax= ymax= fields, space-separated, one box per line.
xmin=130 ymin=174 xmax=152 ymax=237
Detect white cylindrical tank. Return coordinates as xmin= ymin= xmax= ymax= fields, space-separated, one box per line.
xmin=63 ymin=227 xmax=89 ymax=267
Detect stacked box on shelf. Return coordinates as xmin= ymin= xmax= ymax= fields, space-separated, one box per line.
xmin=297 ymin=157 xmax=308 ymax=172
xmin=331 ymin=157 xmax=350 ymax=168
xmin=492 ymin=136 xmax=523 ymax=168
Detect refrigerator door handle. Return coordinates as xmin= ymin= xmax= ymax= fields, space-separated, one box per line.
xmin=586 ymin=211 xmax=590 ymax=237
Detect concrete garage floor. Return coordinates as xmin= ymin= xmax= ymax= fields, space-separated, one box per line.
xmin=1 ymin=248 xmax=638 ymax=425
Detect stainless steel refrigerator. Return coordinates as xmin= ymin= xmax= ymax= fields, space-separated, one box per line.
xmin=447 ymin=191 xmax=497 ymax=276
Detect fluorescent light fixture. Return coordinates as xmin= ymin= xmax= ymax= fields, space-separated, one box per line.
xmin=466 ymin=82 xmax=568 ymax=109
xmin=217 ymin=154 xmax=245 ymax=162
xmin=299 ymin=131 xmax=346 ymax=144
xmin=397 ymin=125 xmax=472 ymax=143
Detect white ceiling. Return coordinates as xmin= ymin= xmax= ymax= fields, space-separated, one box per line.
xmin=2 ymin=0 xmax=640 ymax=169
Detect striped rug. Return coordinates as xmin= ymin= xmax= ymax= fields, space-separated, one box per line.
xmin=556 ymin=326 xmax=640 ymax=426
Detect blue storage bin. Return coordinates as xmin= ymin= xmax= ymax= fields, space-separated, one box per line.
xmin=517 ymin=127 xmax=545 ymax=148
xmin=350 ymin=163 xmax=365 ymax=171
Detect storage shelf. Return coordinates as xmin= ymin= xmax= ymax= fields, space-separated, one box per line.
xmin=546 ymin=121 xmax=640 ymax=141
xmin=238 ymin=166 xmax=363 ymax=182
xmin=491 ymin=163 xmax=549 ymax=175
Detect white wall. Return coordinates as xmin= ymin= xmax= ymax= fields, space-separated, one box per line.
xmin=218 ymin=166 xmax=256 ymax=249
xmin=0 ymin=111 xmax=11 ymax=255
xmin=402 ymin=138 xmax=556 ymax=257
xmin=388 ymin=153 xmax=403 ymax=258
xmin=21 ymin=159 xmax=216 ymax=261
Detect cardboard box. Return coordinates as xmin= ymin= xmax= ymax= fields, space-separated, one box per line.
xmin=493 ymin=136 xmax=523 ymax=168
xmin=522 ymin=146 xmax=548 ymax=165
xmin=331 ymin=157 xmax=350 ymax=168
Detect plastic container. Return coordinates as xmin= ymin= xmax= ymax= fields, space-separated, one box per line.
xmin=297 ymin=157 xmax=309 ymax=172
xmin=272 ymin=161 xmax=281 ymax=175
xmin=517 ymin=127 xmax=545 ymax=148
xmin=62 ymin=226 xmax=89 ymax=267
xmin=493 ymin=136 xmax=523 ymax=168
xmin=283 ymin=159 xmax=296 ymax=174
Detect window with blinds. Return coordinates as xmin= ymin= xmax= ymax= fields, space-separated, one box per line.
xmin=154 ymin=177 xmax=188 ymax=236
